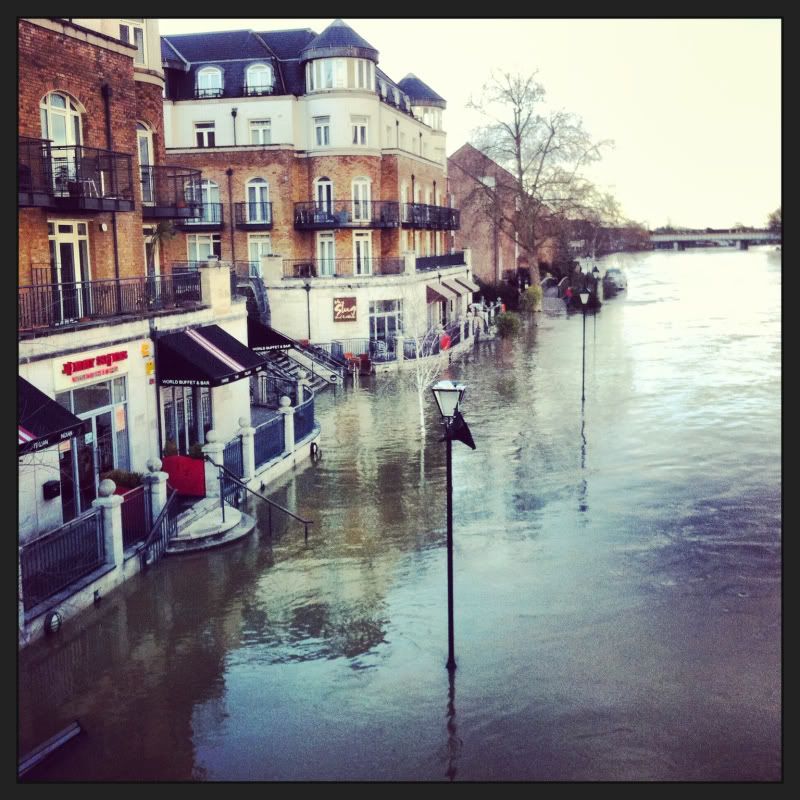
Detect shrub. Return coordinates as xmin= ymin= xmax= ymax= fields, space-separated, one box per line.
xmin=519 ymin=284 xmax=543 ymax=313
xmin=495 ymin=311 xmax=522 ymax=338
xmin=188 ymin=443 xmax=205 ymax=460
xmin=99 ymin=469 xmax=143 ymax=489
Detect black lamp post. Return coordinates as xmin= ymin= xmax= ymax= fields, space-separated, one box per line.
xmin=431 ymin=379 xmax=474 ymax=672
xmin=591 ymin=265 xmax=600 ymax=338
xmin=303 ymin=281 xmax=311 ymax=341
xmin=579 ymin=289 xmax=590 ymax=403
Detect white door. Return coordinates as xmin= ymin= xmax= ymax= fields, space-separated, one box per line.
xmin=352 ymin=180 xmax=371 ymax=222
xmin=317 ymin=232 xmax=335 ymax=276
xmin=353 ymin=232 xmax=372 ymax=275
xmin=247 ymin=180 xmax=269 ymax=223
xmin=316 ymin=180 xmax=332 ymax=214
xmin=143 ymin=226 xmax=160 ymax=277
xmin=48 ymin=221 xmax=92 ymax=322
xmin=248 ymin=234 xmax=272 ymax=277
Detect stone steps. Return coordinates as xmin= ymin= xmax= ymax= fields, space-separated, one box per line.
xmin=166 ymin=503 xmax=256 ymax=554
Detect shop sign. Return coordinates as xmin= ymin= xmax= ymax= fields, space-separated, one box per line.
xmin=333 ymin=296 xmax=357 ymax=322
xmin=54 ymin=348 xmax=129 ymax=391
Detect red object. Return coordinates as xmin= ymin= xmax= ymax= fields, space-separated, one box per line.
xmin=161 ymin=455 xmax=206 ymax=497
xmin=440 ymin=333 xmax=451 ymax=350
xmin=501 ymin=304 xmax=506 ymax=312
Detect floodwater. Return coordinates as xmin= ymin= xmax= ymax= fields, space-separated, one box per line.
xmin=18 ymin=247 xmax=781 ymax=781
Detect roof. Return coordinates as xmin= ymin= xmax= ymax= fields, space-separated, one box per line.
xmin=398 ymin=74 xmax=446 ymax=108
xmin=449 ymin=143 xmax=518 ymax=186
xmin=300 ymin=18 xmax=378 ymax=62
xmin=257 ymin=28 xmax=317 ymax=60
xmin=162 ymin=30 xmax=269 ymax=62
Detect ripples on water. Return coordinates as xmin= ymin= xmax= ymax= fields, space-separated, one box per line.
xmin=19 ymin=248 xmax=781 ymax=781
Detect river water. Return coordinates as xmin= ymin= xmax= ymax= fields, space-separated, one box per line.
xmin=19 ymin=247 xmax=781 ymax=781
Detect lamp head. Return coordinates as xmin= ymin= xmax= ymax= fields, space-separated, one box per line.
xmin=579 ymin=290 xmax=590 ymax=305
xmin=431 ymin=380 xmax=467 ymax=420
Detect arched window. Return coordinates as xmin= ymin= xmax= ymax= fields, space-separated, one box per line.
xmin=137 ymin=122 xmax=154 ymax=203
xmin=314 ymin=177 xmax=333 ymax=213
xmin=196 ymin=67 xmax=223 ymax=98
xmin=246 ymin=63 xmax=273 ymax=95
xmin=246 ymin=178 xmax=270 ymax=223
xmin=40 ymin=92 xmax=83 ymax=190
xmin=352 ymin=177 xmax=371 ymax=222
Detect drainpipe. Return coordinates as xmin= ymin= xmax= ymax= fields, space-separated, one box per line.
xmin=226 ymin=168 xmax=237 ymax=272
xmin=231 ymin=107 xmax=238 ymax=146
xmin=101 ymin=83 xmax=122 ymax=307
xmin=396 ymin=120 xmax=399 ymax=149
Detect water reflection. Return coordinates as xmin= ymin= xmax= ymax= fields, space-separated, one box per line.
xmin=444 ymin=669 xmax=461 ymax=781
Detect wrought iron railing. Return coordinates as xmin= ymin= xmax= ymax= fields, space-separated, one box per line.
xmin=178 ymin=202 xmax=224 ymax=226
xmin=401 ymin=203 xmax=460 ymax=230
xmin=120 ymin=485 xmax=151 ymax=549
xmin=194 ymin=86 xmax=223 ymax=99
xmin=18 ymin=272 xmax=202 ymax=330
xmin=254 ymin=415 xmax=285 ymax=469
xmin=18 ymin=137 xmax=53 ymax=204
xmin=235 ymin=202 xmax=273 ymax=227
xmin=140 ymin=488 xmax=179 ymax=568
xmin=294 ymin=200 xmax=400 ymax=229
xmin=140 ymin=165 xmax=202 ymax=215
xmin=254 ymin=370 xmax=297 ymax=408
xmin=415 ymin=252 xmax=466 ymax=271
xmin=223 ymin=435 xmax=244 ymax=479
xmin=294 ymin=386 xmax=315 ymax=442
xmin=282 ymin=257 xmax=404 ymax=278
xmin=242 ymin=84 xmax=274 ymax=97
xmin=20 ymin=509 xmax=105 ymax=611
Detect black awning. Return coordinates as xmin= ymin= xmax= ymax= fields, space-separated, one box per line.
xmin=247 ymin=318 xmax=296 ymax=352
xmin=18 ymin=376 xmax=86 ymax=455
xmin=156 ymin=324 xmax=268 ymax=387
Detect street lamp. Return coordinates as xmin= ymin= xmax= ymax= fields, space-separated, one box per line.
xmin=579 ymin=289 xmax=589 ymax=403
xmin=303 ymin=281 xmax=312 ymax=342
xmin=431 ymin=379 xmax=475 ymax=672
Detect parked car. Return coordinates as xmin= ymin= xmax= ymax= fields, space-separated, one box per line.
xmin=603 ymin=267 xmax=627 ymax=294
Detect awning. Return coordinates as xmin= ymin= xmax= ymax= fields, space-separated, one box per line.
xmin=156 ymin=324 xmax=267 ymax=387
xmin=18 ymin=376 xmax=86 ymax=454
xmin=441 ymin=278 xmax=472 ymax=297
xmin=427 ymin=282 xmax=459 ymax=303
xmin=453 ymin=276 xmax=480 ymax=293
xmin=247 ymin=318 xmax=295 ymax=352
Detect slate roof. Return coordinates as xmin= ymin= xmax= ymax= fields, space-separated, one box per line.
xmin=257 ymin=28 xmax=317 ymax=60
xmin=162 ymin=30 xmax=268 ymax=62
xmin=398 ymin=74 xmax=446 ymax=108
xmin=300 ymin=19 xmax=378 ymax=62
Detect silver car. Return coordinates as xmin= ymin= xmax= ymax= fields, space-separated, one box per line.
xmin=603 ymin=267 xmax=627 ymax=292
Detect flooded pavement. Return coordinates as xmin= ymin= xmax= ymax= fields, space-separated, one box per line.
xmin=19 ymin=247 xmax=781 ymax=781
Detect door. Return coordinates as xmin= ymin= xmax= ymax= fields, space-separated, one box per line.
xmin=144 ymin=226 xmax=160 ymax=277
xmin=353 ymin=232 xmax=372 ymax=275
xmin=315 ymin=180 xmax=332 ymax=215
xmin=248 ymin=234 xmax=272 ymax=277
xmin=41 ymin=92 xmax=82 ymax=193
xmin=352 ymin=180 xmax=370 ymax=222
xmin=247 ymin=179 xmax=269 ymax=223
xmin=317 ymin=232 xmax=335 ymax=276
xmin=49 ymin=222 xmax=91 ymax=323
xmin=137 ymin=124 xmax=154 ymax=204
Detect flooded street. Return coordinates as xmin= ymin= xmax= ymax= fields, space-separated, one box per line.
xmin=19 ymin=247 xmax=781 ymax=781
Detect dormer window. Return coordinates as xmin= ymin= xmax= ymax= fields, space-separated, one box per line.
xmin=196 ymin=67 xmax=223 ymax=99
xmin=379 ymin=81 xmax=387 ymax=99
xmin=119 ymin=19 xmax=145 ymax=65
xmin=245 ymin=63 xmax=273 ymax=96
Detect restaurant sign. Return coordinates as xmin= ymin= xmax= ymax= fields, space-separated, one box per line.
xmin=333 ymin=296 xmax=357 ymax=322
xmin=54 ymin=347 xmax=130 ymax=391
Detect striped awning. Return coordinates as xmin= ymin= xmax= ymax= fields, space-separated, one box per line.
xmin=426 ymin=282 xmax=459 ymax=302
xmin=18 ymin=376 xmax=86 ymax=455
xmin=454 ymin=276 xmax=480 ymax=293
xmin=441 ymin=278 xmax=472 ymax=297
xmin=156 ymin=324 xmax=267 ymax=387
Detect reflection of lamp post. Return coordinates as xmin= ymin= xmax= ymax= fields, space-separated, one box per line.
xmin=303 ymin=281 xmax=311 ymax=342
xmin=591 ymin=265 xmax=600 ymax=339
xmin=579 ymin=289 xmax=589 ymax=403
xmin=431 ymin=380 xmax=475 ymax=672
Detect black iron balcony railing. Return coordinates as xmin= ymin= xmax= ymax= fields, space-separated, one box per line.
xmin=294 ymin=200 xmax=400 ymax=229
xmin=176 ymin=203 xmax=224 ymax=230
xmin=242 ymin=84 xmax=274 ymax=97
xmin=415 ymin=252 xmax=466 ymax=271
xmin=282 ymin=257 xmax=404 ymax=279
xmin=401 ymin=203 xmax=460 ymax=230
xmin=234 ymin=201 xmax=273 ymax=228
xmin=194 ymin=86 xmax=223 ymax=99
xmin=18 ymin=273 xmax=202 ymax=331
xmin=141 ymin=165 xmax=203 ymax=219
xmin=18 ymin=137 xmax=54 ymax=207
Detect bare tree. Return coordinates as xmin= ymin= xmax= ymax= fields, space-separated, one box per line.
xmin=463 ymin=70 xmax=613 ymax=289
xmin=767 ymin=207 xmax=781 ymax=234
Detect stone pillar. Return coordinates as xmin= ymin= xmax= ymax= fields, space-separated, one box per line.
xmin=237 ymin=416 xmax=256 ymax=483
xmin=278 ymin=396 xmax=295 ymax=455
xmin=202 ymin=429 xmax=225 ymax=498
xmin=143 ymin=457 xmax=169 ymax=523
xmin=403 ymin=251 xmax=416 ymax=276
xmin=296 ymin=371 xmax=311 ymax=405
xmin=92 ymin=479 xmax=124 ymax=570
xmin=261 ymin=254 xmax=284 ymax=285
xmin=463 ymin=247 xmax=472 ymax=270
xmin=199 ymin=259 xmax=232 ymax=313
xmin=396 ymin=334 xmax=405 ymax=363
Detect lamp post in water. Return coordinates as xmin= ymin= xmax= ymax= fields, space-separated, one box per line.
xmin=431 ymin=380 xmax=475 ymax=672
xmin=580 ymin=289 xmax=590 ymax=403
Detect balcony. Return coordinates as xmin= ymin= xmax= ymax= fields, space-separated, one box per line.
xmin=194 ymin=87 xmax=223 ymax=99
xmin=19 ymin=140 xmax=135 ymax=212
xmin=18 ymin=273 xmax=203 ymax=333
xmin=415 ymin=252 xmax=466 ymax=272
xmin=141 ymin=166 xmax=203 ymax=220
xmin=282 ymin=258 xmax=404 ymax=279
xmin=175 ymin=203 xmax=224 ymax=231
xmin=401 ymin=203 xmax=460 ymax=231
xmin=242 ymin=84 xmax=274 ymax=97
xmin=294 ymin=200 xmax=400 ymax=230
xmin=235 ymin=202 xmax=273 ymax=229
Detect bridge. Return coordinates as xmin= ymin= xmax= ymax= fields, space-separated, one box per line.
xmin=650 ymin=229 xmax=780 ymax=250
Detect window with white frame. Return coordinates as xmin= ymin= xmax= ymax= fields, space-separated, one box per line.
xmin=314 ymin=177 xmax=333 ymax=213
xmin=352 ymin=177 xmax=371 ymax=221
xmin=355 ymin=59 xmax=373 ymax=89
xmin=246 ymin=178 xmax=270 ymax=223
xmin=187 ymin=233 xmax=221 ymax=263
xmin=196 ymin=67 xmax=223 ymax=98
xmin=314 ymin=116 xmax=330 ymax=147
xmin=245 ymin=63 xmax=273 ymax=95
xmin=249 ymin=118 xmax=271 ymax=145
xmin=351 ymin=116 xmax=368 ymax=146
xmin=353 ymin=231 xmax=372 ymax=275
xmin=194 ymin=122 xmax=216 ymax=148
xmin=316 ymin=232 xmax=335 ymax=276
xmin=119 ymin=19 xmax=146 ymax=65
xmin=40 ymin=92 xmax=83 ymax=190
xmin=369 ymin=299 xmax=403 ymax=345
xmin=248 ymin=233 xmax=272 ymax=276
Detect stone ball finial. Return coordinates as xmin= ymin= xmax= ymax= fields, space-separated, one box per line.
xmin=297 ymin=369 xmax=308 ymax=381
xmin=279 ymin=395 xmax=292 ymax=408
xmin=146 ymin=457 xmax=162 ymax=473
xmin=98 ymin=479 xmax=116 ymax=497
xmin=238 ymin=416 xmax=249 ymax=428
xmin=205 ymin=429 xmax=218 ymax=443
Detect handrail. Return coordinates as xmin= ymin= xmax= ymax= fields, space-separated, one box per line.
xmin=140 ymin=487 xmax=178 ymax=553
xmin=204 ymin=455 xmax=314 ymax=541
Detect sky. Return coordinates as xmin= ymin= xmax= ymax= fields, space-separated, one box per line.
xmin=158 ymin=18 xmax=781 ymax=230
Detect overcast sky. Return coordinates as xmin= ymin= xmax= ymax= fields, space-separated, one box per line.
xmin=159 ymin=18 xmax=781 ymax=230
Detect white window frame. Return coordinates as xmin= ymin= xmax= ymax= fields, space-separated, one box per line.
xmin=196 ymin=67 xmax=223 ymax=98
xmin=249 ymin=118 xmax=271 ymax=145
xmin=246 ymin=63 xmax=273 ymax=95
xmin=247 ymin=233 xmax=272 ymax=276
xmin=314 ymin=116 xmax=330 ymax=147
xmin=353 ymin=231 xmax=373 ymax=276
xmin=119 ymin=19 xmax=146 ymax=65
xmin=351 ymin=177 xmax=371 ymax=222
xmin=316 ymin=232 xmax=336 ymax=276
xmin=351 ymin=116 xmax=368 ymax=146
xmin=314 ymin=177 xmax=333 ymax=213
xmin=246 ymin=178 xmax=270 ymax=223
xmin=194 ymin=121 xmax=216 ymax=148
xmin=187 ymin=233 xmax=221 ymax=264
